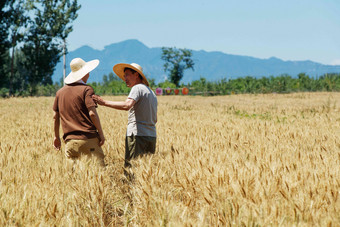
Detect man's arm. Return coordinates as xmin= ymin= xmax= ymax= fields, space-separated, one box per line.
xmin=88 ymin=106 xmax=105 ymax=146
xmin=53 ymin=111 xmax=61 ymax=150
xmin=93 ymin=95 xmax=136 ymax=111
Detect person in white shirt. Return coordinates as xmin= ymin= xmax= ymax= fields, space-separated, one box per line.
xmin=92 ymin=63 xmax=157 ymax=168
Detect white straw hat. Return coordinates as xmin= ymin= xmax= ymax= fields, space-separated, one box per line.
xmin=113 ymin=63 xmax=149 ymax=87
xmin=64 ymin=58 xmax=99 ymax=84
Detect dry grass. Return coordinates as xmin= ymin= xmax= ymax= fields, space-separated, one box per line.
xmin=0 ymin=92 xmax=339 ymax=226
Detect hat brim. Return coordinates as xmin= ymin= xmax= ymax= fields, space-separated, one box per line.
xmin=64 ymin=59 xmax=99 ymax=84
xmin=113 ymin=63 xmax=149 ymax=87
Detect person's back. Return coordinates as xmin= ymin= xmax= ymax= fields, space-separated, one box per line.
xmin=53 ymin=58 xmax=105 ymax=167
xmin=55 ymin=83 xmax=98 ymax=141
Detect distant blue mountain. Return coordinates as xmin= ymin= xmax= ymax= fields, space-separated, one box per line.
xmin=52 ymin=39 xmax=340 ymax=84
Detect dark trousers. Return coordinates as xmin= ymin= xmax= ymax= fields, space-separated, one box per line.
xmin=125 ymin=134 xmax=156 ymax=167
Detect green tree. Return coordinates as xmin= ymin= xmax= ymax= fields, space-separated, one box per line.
xmin=22 ymin=0 xmax=80 ymax=94
xmin=7 ymin=0 xmax=28 ymax=95
xmin=10 ymin=49 xmax=29 ymax=95
xmin=148 ymin=78 xmax=156 ymax=88
xmin=0 ymin=0 xmax=12 ymax=91
xmin=103 ymin=74 xmax=108 ymax=84
xmin=161 ymin=47 xmax=194 ymax=87
xmin=158 ymin=80 xmax=176 ymax=89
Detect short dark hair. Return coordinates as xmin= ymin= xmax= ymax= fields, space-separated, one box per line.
xmin=124 ymin=67 xmax=143 ymax=81
xmin=124 ymin=67 xmax=136 ymax=74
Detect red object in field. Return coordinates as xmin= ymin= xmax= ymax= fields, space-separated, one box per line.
xmin=182 ymin=87 xmax=189 ymax=95
xmin=165 ymin=87 xmax=171 ymax=95
xmin=174 ymin=89 xmax=179 ymax=95
xmin=155 ymin=88 xmax=163 ymax=95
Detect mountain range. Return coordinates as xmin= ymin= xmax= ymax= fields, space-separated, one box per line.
xmin=52 ymin=39 xmax=340 ymax=84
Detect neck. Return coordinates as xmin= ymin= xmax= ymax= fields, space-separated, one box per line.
xmin=76 ymin=79 xmax=86 ymax=84
xmin=136 ymin=79 xmax=144 ymax=85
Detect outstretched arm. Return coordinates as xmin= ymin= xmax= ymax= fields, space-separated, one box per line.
xmin=92 ymin=95 xmax=136 ymax=111
xmin=53 ymin=111 xmax=61 ymax=150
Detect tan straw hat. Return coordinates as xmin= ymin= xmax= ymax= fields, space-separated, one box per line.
xmin=64 ymin=58 xmax=99 ymax=84
xmin=113 ymin=63 xmax=149 ymax=87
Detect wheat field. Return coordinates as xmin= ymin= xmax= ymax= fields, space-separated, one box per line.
xmin=0 ymin=92 xmax=339 ymax=226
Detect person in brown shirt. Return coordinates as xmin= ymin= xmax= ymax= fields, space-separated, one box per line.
xmin=53 ymin=58 xmax=106 ymax=167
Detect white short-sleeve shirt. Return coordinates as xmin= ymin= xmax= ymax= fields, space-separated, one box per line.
xmin=127 ymin=84 xmax=157 ymax=137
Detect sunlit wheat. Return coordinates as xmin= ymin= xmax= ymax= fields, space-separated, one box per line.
xmin=0 ymin=92 xmax=339 ymax=226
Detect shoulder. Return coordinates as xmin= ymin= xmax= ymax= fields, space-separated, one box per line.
xmin=55 ymin=86 xmax=66 ymax=96
xmin=55 ymin=89 xmax=61 ymax=96
xmin=84 ymin=84 xmax=94 ymax=92
xmin=133 ymin=84 xmax=151 ymax=92
xmin=79 ymin=84 xmax=95 ymax=95
xmin=130 ymin=84 xmax=143 ymax=93
xmin=133 ymin=84 xmax=145 ymax=89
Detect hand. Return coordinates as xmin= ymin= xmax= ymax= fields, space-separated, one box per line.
xmin=98 ymin=133 xmax=105 ymax=146
xmin=92 ymin=95 xmax=105 ymax=105
xmin=53 ymin=137 xmax=61 ymax=150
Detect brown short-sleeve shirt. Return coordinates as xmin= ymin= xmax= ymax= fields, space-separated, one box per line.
xmin=53 ymin=83 xmax=98 ymax=141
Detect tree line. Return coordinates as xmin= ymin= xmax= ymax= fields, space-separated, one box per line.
xmin=85 ymin=72 xmax=340 ymax=96
xmin=188 ymin=73 xmax=340 ymax=95
xmin=0 ymin=0 xmax=80 ymax=96
xmin=2 ymin=70 xmax=340 ymax=98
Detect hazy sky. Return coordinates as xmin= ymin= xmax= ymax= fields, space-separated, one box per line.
xmin=66 ymin=0 xmax=340 ymax=65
